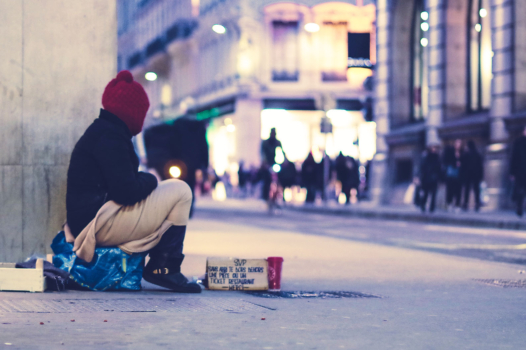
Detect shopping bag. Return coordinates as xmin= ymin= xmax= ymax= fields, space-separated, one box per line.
xmin=403 ymin=183 xmax=416 ymax=205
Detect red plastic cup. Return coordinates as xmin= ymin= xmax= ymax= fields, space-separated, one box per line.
xmin=267 ymin=257 xmax=284 ymax=291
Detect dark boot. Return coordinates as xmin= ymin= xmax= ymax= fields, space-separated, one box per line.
xmin=143 ymin=226 xmax=201 ymax=293
xmin=143 ymin=254 xmax=201 ymax=293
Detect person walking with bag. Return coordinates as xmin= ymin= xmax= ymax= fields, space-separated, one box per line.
xmin=67 ymin=71 xmax=201 ymax=293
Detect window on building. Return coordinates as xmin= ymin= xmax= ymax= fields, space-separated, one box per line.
xmin=271 ymin=21 xmax=299 ymax=82
xmin=320 ymin=22 xmax=348 ymax=82
xmin=347 ymin=33 xmax=373 ymax=89
xmin=468 ymin=0 xmax=492 ymax=112
xmin=348 ymin=33 xmax=370 ymax=60
xmin=410 ymin=0 xmax=428 ymax=121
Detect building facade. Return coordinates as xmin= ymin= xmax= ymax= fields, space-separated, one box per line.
xmin=118 ymin=0 xmax=376 ymax=178
xmin=372 ymin=0 xmax=526 ymax=209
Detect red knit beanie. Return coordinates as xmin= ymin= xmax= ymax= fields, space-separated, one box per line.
xmin=102 ymin=70 xmax=150 ymax=136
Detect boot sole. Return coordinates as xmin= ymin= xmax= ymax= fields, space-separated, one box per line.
xmin=143 ymin=274 xmax=202 ymax=293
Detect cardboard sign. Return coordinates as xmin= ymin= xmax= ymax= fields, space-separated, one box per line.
xmin=206 ymin=258 xmax=268 ymax=291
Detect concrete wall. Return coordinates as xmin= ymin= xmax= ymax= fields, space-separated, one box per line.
xmin=0 ymin=1 xmax=116 ymax=262
xmin=369 ymin=0 xmax=390 ymax=204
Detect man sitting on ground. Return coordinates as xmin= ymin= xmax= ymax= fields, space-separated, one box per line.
xmin=66 ymin=70 xmax=200 ymax=293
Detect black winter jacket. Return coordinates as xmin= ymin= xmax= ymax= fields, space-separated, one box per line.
xmin=461 ymin=150 xmax=483 ymax=183
xmin=420 ymin=152 xmax=441 ymax=188
xmin=66 ymin=109 xmax=158 ymax=237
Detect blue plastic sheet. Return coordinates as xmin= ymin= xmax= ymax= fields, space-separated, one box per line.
xmin=51 ymin=231 xmax=146 ymax=291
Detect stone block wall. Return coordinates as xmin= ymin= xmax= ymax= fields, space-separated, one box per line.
xmin=0 ymin=1 xmax=116 ymax=261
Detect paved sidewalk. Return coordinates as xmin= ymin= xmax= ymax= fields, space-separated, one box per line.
xmin=1 ymin=214 xmax=525 ymax=349
xmin=196 ymin=198 xmax=526 ymax=230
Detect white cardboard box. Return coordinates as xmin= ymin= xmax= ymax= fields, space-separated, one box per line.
xmin=207 ymin=257 xmax=268 ymax=291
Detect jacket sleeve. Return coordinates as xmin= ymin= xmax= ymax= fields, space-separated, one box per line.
xmin=94 ymin=133 xmax=158 ymax=206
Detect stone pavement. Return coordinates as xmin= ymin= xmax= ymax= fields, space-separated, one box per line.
xmin=197 ymin=198 xmax=526 ymax=230
xmin=1 ymin=213 xmax=526 ymax=349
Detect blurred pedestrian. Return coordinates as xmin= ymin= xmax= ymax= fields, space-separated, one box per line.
xmin=335 ymin=152 xmax=360 ymax=204
xmin=261 ymin=128 xmax=282 ymax=165
xmin=461 ymin=140 xmax=483 ymax=211
xmin=277 ymin=155 xmax=297 ymax=201
xmin=260 ymin=128 xmax=282 ymax=201
xmin=419 ymin=144 xmax=442 ymax=213
xmin=442 ymin=139 xmax=463 ymax=211
xmin=257 ymin=161 xmax=272 ymax=201
xmin=249 ymin=164 xmax=259 ymax=197
xmin=238 ymin=160 xmax=248 ymax=197
xmin=509 ymin=126 xmax=526 ymax=216
xmin=335 ymin=152 xmax=349 ymax=203
xmin=301 ymin=152 xmax=318 ymax=203
xmin=317 ymin=152 xmax=332 ymax=201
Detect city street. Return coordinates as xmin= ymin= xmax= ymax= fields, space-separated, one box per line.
xmin=1 ymin=206 xmax=525 ymax=349
xmin=2 ymin=0 xmax=526 ymax=349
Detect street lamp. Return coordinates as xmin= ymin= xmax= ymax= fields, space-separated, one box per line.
xmin=421 ymin=22 xmax=429 ymax=31
xmin=145 ymin=72 xmax=157 ymax=81
xmin=304 ymin=23 xmax=320 ymax=33
xmin=169 ymin=165 xmax=181 ymax=178
xmin=212 ymin=24 xmax=226 ymax=34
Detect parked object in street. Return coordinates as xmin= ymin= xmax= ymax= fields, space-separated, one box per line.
xmin=143 ymin=117 xmax=209 ymax=217
xmin=510 ymin=127 xmax=526 ymax=216
xmin=461 ymin=140 xmax=484 ymax=211
xmin=419 ymin=145 xmax=442 ymax=213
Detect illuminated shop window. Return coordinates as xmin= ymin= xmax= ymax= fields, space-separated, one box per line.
xmin=272 ymin=21 xmax=299 ymax=82
xmin=260 ymin=109 xmax=376 ymax=164
xmin=411 ymin=1 xmax=428 ymax=121
xmin=468 ymin=0 xmax=492 ymax=111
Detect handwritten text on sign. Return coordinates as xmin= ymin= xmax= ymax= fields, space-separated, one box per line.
xmin=206 ymin=258 xmax=268 ymax=291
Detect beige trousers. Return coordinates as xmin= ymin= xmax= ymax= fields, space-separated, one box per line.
xmin=73 ymin=179 xmax=192 ymax=263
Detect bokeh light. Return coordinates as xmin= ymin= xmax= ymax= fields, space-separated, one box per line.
xmin=169 ymin=166 xmax=181 ymax=178
xmin=212 ymin=24 xmax=226 ymax=34
xmin=145 ymin=72 xmax=157 ymax=81
xmin=304 ymin=23 xmax=320 ymax=33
